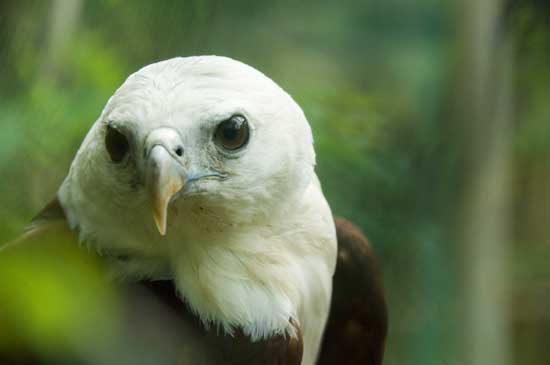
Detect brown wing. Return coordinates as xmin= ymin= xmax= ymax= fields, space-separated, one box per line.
xmin=318 ymin=218 xmax=388 ymax=365
xmin=0 ymin=198 xmax=303 ymax=365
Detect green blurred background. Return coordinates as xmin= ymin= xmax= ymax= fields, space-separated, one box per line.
xmin=1 ymin=0 xmax=549 ymax=364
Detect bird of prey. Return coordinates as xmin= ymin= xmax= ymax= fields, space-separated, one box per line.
xmin=1 ymin=56 xmax=387 ymax=364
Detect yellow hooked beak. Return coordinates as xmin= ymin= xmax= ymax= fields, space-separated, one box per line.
xmin=145 ymin=145 xmax=187 ymax=236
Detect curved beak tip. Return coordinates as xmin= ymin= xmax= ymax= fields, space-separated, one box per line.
xmin=153 ymin=210 xmax=167 ymax=236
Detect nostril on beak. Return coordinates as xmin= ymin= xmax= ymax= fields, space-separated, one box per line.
xmin=144 ymin=128 xmax=185 ymax=161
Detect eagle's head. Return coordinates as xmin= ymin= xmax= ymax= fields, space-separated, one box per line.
xmin=57 ymin=56 xmax=336 ymax=353
xmin=59 ymin=56 xmax=315 ymax=255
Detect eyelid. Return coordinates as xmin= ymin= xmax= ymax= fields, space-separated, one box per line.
xmin=106 ymin=120 xmax=126 ymax=133
xmin=107 ymin=119 xmax=138 ymax=137
xmin=200 ymin=111 xmax=252 ymax=132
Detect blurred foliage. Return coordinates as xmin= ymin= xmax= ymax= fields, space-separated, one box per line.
xmin=0 ymin=0 xmax=549 ymax=364
xmin=0 ymin=225 xmax=120 ymax=363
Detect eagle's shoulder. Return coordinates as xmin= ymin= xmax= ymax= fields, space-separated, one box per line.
xmin=30 ymin=197 xmax=67 ymax=226
xmin=2 ymin=197 xmax=76 ymax=253
xmin=318 ymin=217 xmax=388 ymax=365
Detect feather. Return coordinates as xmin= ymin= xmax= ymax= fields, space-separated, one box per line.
xmin=318 ymin=218 xmax=388 ymax=365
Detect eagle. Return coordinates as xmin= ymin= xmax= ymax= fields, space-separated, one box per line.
xmin=0 ymin=56 xmax=387 ymax=365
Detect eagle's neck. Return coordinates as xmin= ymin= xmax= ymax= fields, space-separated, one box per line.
xmin=169 ymin=221 xmax=306 ymax=341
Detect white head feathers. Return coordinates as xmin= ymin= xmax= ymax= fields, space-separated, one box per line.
xmin=60 ymin=56 xmax=316 ymax=246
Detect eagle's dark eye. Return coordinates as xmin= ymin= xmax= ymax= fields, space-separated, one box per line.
xmin=214 ymin=115 xmax=250 ymax=151
xmin=105 ymin=125 xmax=130 ymax=163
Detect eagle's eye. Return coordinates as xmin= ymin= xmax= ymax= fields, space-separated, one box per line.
xmin=214 ymin=115 xmax=250 ymax=151
xmin=105 ymin=125 xmax=130 ymax=163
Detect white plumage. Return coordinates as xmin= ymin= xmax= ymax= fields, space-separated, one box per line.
xmin=58 ymin=56 xmax=337 ymax=364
